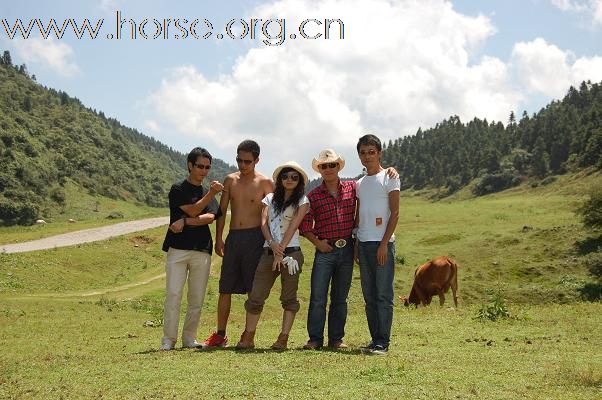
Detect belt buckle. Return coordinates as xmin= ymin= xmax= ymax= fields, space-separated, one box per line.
xmin=334 ymin=239 xmax=346 ymax=248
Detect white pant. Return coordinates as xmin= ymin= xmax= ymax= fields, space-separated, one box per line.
xmin=161 ymin=248 xmax=211 ymax=346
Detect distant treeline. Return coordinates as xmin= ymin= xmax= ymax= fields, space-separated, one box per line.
xmin=381 ymin=80 xmax=602 ymax=195
xmin=0 ymin=50 xmax=236 ymax=225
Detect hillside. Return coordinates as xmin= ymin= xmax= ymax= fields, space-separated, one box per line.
xmin=382 ymin=80 xmax=602 ymax=195
xmin=0 ymin=50 xmax=236 ymax=226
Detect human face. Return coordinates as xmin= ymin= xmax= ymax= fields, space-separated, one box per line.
xmin=189 ymin=156 xmax=211 ymax=182
xmin=236 ymin=150 xmax=258 ymax=174
xmin=318 ymin=161 xmax=340 ymax=182
xmin=280 ymin=170 xmax=300 ymax=191
xmin=358 ymin=145 xmax=381 ymax=171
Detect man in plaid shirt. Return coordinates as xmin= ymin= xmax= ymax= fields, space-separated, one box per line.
xmin=300 ymin=149 xmax=356 ymax=350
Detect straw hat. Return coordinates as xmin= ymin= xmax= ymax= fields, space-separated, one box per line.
xmin=272 ymin=161 xmax=309 ymax=185
xmin=311 ymin=149 xmax=345 ymax=173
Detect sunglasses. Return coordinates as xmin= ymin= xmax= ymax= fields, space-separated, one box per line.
xmin=318 ymin=162 xmax=338 ymax=170
xmin=280 ymin=172 xmax=300 ymax=181
xmin=236 ymin=157 xmax=254 ymax=165
xmin=193 ymin=163 xmax=211 ymax=170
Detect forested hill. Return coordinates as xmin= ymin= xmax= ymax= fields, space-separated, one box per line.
xmin=381 ymin=81 xmax=602 ymax=195
xmin=0 ymin=50 xmax=236 ymax=225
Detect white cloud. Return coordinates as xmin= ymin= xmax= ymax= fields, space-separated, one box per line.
xmin=13 ymin=38 xmax=79 ymax=77
xmin=511 ymin=37 xmax=602 ymax=97
xmin=144 ymin=120 xmax=160 ymax=133
xmin=550 ymin=0 xmax=602 ymax=26
xmin=146 ymin=0 xmax=602 ymax=176
xmin=148 ymin=0 xmax=525 ymax=176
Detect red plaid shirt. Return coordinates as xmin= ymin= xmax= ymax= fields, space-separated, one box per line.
xmin=300 ymin=180 xmax=356 ymax=239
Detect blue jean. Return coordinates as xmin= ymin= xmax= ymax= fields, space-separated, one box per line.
xmin=358 ymin=241 xmax=395 ymax=348
xmin=306 ymin=244 xmax=354 ymax=345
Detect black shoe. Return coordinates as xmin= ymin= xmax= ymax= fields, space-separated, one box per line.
xmin=370 ymin=345 xmax=388 ymax=355
xmin=359 ymin=342 xmax=376 ymax=353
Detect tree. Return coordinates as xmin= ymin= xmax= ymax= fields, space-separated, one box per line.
xmin=530 ymin=137 xmax=550 ymax=177
xmin=578 ymin=185 xmax=602 ymax=229
xmin=2 ymin=50 xmax=12 ymax=66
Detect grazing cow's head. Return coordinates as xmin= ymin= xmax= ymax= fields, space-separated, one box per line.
xmin=399 ymin=295 xmax=410 ymax=306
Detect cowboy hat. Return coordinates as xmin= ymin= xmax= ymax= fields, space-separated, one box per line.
xmin=311 ymin=149 xmax=345 ymax=173
xmin=273 ymin=161 xmax=309 ymax=185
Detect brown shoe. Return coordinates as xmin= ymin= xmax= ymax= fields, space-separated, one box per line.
xmin=235 ymin=330 xmax=255 ymax=350
xmin=302 ymin=341 xmax=322 ymax=350
xmin=329 ymin=340 xmax=348 ymax=350
xmin=271 ymin=333 xmax=289 ymax=350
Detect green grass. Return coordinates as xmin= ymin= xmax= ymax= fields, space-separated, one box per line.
xmin=1 ymin=172 xmax=601 ymax=399
xmin=0 ymin=180 xmax=167 ymax=244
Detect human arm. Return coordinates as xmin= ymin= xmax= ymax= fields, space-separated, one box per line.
xmin=260 ymin=203 xmax=284 ymax=257
xmin=178 ymin=180 xmax=223 ymax=217
xmin=376 ymin=191 xmax=400 ymax=265
xmin=214 ymin=176 xmax=232 ymax=257
xmin=353 ymin=198 xmax=360 ymax=264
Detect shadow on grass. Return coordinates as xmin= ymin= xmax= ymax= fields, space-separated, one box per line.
xmin=575 ymin=234 xmax=602 ymax=255
xmin=578 ymin=283 xmax=602 ymax=301
xmin=134 ymin=347 xmax=372 ymax=356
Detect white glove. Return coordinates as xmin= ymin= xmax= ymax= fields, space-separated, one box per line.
xmin=282 ymin=256 xmax=299 ymax=275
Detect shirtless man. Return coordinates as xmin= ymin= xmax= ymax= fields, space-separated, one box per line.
xmin=203 ymin=140 xmax=273 ymax=347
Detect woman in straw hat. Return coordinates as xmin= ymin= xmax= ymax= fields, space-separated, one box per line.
xmin=235 ymin=161 xmax=310 ymax=350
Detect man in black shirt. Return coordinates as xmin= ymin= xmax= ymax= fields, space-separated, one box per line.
xmin=160 ymin=147 xmax=224 ymax=350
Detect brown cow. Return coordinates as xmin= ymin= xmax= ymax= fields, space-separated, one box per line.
xmin=400 ymin=256 xmax=458 ymax=307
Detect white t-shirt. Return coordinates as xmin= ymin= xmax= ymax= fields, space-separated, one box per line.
xmin=262 ymin=193 xmax=309 ymax=248
xmin=356 ymin=170 xmax=401 ymax=242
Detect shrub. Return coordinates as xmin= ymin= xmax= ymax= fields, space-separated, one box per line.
xmin=475 ymin=293 xmax=511 ymax=321
xmin=578 ymin=186 xmax=602 ymax=229
xmin=472 ymin=173 xmax=521 ymax=196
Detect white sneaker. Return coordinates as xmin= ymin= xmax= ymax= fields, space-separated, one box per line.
xmin=160 ymin=341 xmax=175 ymax=351
xmin=182 ymin=340 xmax=205 ymax=349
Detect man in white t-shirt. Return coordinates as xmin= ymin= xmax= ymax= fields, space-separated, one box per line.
xmin=355 ymin=134 xmax=400 ymax=355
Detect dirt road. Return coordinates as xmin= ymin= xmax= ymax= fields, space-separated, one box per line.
xmin=1 ymin=217 xmax=169 ymax=254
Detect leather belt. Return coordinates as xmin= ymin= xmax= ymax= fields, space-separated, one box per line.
xmin=266 ymin=246 xmax=301 ymax=256
xmin=326 ymin=238 xmax=352 ymax=248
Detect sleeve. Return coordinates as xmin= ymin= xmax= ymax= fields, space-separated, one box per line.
xmin=386 ymin=176 xmax=401 ymax=193
xmin=299 ymin=195 xmax=314 ymax=234
xmin=205 ymin=197 xmax=222 ymax=219
xmin=261 ymin=193 xmax=273 ymax=207
xmin=168 ymin=184 xmax=187 ymax=209
xmin=298 ymin=195 xmax=309 ymax=210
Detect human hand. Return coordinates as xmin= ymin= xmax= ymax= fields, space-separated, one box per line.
xmin=385 ymin=167 xmax=399 ymax=179
xmin=215 ymin=238 xmax=225 ymax=257
xmin=270 ymin=241 xmax=285 ymax=257
xmin=209 ymin=180 xmax=224 ymax=195
xmin=377 ymin=243 xmax=388 ymax=266
xmin=272 ymin=254 xmax=284 ymax=271
xmin=316 ymin=239 xmax=333 ymax=253
xmin=169 ymin=218 xmax=185 ymax=233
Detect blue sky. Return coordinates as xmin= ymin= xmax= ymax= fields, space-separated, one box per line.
xmin=1 ymin=0 xmax=601 ymax=177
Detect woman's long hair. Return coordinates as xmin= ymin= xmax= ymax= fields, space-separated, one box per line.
xmin=272 ymin=167 xmax=305 ymax=215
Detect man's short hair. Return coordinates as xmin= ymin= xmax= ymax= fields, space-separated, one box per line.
xmin=356 ymin=134 xmax=382 ymax=152
xmin=187 ymin=147 xmax=212 ymax=172
xmin=237 ymin=140 xmax=260 ymax=159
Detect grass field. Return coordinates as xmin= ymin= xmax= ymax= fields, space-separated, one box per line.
xmin=1 ymin=172 xmax=601 ymax=399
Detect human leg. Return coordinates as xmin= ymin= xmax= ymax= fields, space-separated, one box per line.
xmin=306 ymin=251 xmax=335 ymax=347
xmin=358 ymin=241 xmax=379 ymax=345
xmin=327 ymin=246 xmax=354 ymax=345
xmin=372 ymin=242 xmax=395 ymax=348
xmin=181 ymin=251 xmax=211 ymax=347
xmin=161 ymin=248 xmax=189 ymax=349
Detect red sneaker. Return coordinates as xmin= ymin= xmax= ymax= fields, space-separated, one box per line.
xmin=203 ymin=332 xmax=228 ymax=348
